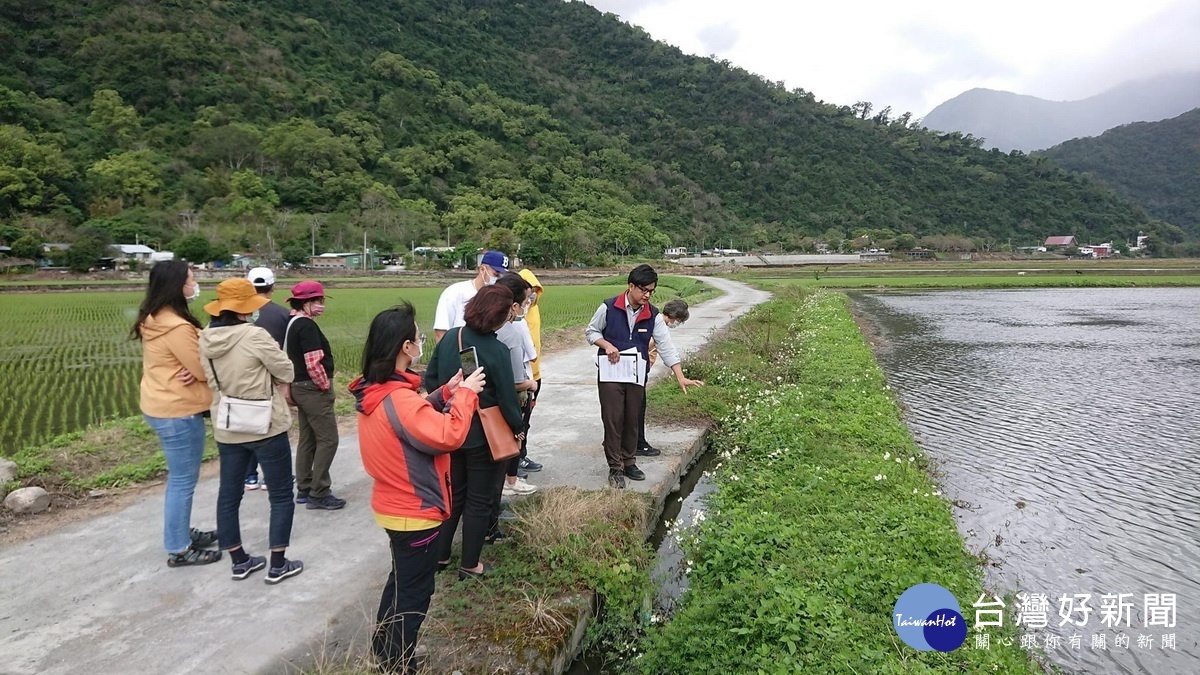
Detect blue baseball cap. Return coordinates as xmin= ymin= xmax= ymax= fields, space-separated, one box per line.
xmin=480 ymin=250 xmax=510 ymax=274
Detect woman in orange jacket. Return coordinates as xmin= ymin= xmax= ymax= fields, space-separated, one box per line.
xmin=350 ymin=302 xmax=485 ymax=674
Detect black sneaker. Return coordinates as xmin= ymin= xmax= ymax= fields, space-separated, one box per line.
xmin=265 ymin=559 xmax=304 ymax=584
xmin=295 ymin=489 xmax=310 ymax=505
xmin=624 ymin=465 xmax=646 ymax=481
xmin=519 ymin=457 xmax=543 ymax=472
xmin=306 ymin=494 xmax=346 ymax=510
xmin=635 ymin=445 xmax=661 ymax=457
xmin=231 ymin=555 xmax=266 ymax=580
xmin=608 ymin=469 xmax=626 ymax=489
xmin=515 ymin=466 xmax=528 ymax=479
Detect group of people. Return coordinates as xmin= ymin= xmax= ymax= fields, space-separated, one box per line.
xmin=132 ymin=252 xmax=697 ymax=673
xmin=132 ymin=262 xmax=345 ymax=583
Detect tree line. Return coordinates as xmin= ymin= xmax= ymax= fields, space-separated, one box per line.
xmin=0 ymin=0 xmax=1182 ymax=269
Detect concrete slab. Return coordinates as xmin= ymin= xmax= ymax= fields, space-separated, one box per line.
xmin=0 ymin=276 xmax=769 ymax=674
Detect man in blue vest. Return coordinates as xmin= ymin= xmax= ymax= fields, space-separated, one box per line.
xmin=586 ymin=265 xmax=704 ymax=488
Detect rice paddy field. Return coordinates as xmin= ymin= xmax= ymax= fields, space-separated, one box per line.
xmin=0 ymin=280 xmax=705 ymax=457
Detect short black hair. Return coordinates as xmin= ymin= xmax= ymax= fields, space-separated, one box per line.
xmin=289 ymin=297 xmax=320 ymax=311
xmin=662 ymin=298 xmax=689 ymax=322
xmin=217 ymin=309 xmax=248 ymax=323
xmin=361 ymin=302 xmax=419 ymax=384
xmin=496 ymin=272 xmax=532 ymax=306
xmin=628 ymin=264 xmax=658 ymax=288
xmin=255 ymin=283 xmax=274 ymax=295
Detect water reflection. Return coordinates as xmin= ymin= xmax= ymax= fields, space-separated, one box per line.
xmin=855 ymin=288 xmax=1200 ymax=675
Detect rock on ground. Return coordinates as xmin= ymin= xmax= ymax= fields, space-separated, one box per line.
xmin=5 ymin=487 xmax=51 ymax=515
xmin=0 ymin=458 xmax=17 ymax=484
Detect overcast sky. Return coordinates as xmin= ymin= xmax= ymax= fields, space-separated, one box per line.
xmin=584 ymin=0 xmax=1200 ymax=119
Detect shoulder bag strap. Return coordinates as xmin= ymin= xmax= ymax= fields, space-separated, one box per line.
xmin=282 ymin=315 xmax=303 ymax=354
xmin=207 ymin=358 xmax=223 ymax=393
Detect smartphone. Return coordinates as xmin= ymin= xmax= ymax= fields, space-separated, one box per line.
xmin=458 ymin=346 xmax=480 ymax=377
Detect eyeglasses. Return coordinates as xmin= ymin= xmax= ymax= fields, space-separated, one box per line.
xmin=634 ymin=284 xmax=656 ymax=296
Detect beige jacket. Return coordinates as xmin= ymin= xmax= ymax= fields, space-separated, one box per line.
xmin=199 ymin=322 xmax=294 ymax=444
xmin=139 ymin=310 xmax=212 ymax=418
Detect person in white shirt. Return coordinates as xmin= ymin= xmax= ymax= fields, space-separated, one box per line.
xmin=433 ymin=250 xmax=510 ymax=343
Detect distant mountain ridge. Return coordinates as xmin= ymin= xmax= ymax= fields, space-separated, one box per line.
xmin=921 ymin=71 xmax=1200 ymax=152
xmin=1038 ymin=108 xmax=1200 ymax=240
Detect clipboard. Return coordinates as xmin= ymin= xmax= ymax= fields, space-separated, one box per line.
xmin=596 ymin=347 xmax=645 ymax=386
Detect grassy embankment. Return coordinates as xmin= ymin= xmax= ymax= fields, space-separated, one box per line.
xmin=0 ymin=277 xmax=708 ymax=515
xmin=635 ymin=288 xmax=1044 ymax=673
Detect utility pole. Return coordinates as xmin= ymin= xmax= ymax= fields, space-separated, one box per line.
xmin=363 ymin=231 xmax=368 ymax=272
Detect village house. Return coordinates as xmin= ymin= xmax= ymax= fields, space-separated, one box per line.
xmin=109 ymin=244 xmax=156 ymax=263
xmin=309 ymin=251 xmax=377 ymax=269
xmin=1043 ymin=235 xmax=1077 ymax=249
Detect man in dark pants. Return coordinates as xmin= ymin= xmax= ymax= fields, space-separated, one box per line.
xmin=243 ymin=267 xmax=292 ymax=490
xmin=585 ymin=265 xmax=703 ymax=489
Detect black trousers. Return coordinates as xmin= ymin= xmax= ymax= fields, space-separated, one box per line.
xmin=636 ymin=385 xmax=649 ymax=449
xmin=438 ymin=442 xmax=506 ymax=569
xmin=597 ymin=381 xmax=644 ymax=471
xmin=374 ymin=527 xmax=440 ymax=674
xmin=507 ymin=378 xmax=540 ymax=477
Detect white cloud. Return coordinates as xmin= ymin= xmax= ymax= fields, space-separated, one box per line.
xmin=584 ymin=0 xmax=1196 ymax=116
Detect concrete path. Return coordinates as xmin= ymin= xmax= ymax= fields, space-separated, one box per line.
xmin=0 ymin=276 xmax=769 ymax=675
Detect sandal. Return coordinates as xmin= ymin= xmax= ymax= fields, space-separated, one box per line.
xmin=190 ymin=528 xmax=219 ymax=548
xmin=458 ymin=563 xmax=493 ymax=581
xmin=168 ymin=545 xmax=222 ymax=567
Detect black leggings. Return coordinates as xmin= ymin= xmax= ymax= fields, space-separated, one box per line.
xmin=506 ymin=379 xmax=540 ymax=477
xmin=438 ymin=442 xmax=506 ymax=569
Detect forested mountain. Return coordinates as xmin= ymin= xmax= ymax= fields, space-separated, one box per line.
xmin=1038 ymin=109 xmax=1200 ymax=245
xmin=0 ymin=0 xmax=1178 ymax=266
xmin=921 ymin=71 xmax=1200 ymax=153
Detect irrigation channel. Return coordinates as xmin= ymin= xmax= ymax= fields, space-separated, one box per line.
xmin=853 ymin=287 xmax=1200 ymax=675
xmin=567 ymin=439 xmax=720 ymax=674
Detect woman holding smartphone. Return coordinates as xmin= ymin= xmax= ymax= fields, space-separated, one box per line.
xmin=423 ymin=285 xmax=524 ymax=579
xmin=352 ymin=302 xmax=484 ymax=672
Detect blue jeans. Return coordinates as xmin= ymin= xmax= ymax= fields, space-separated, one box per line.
xmin=216 ymin=432 xmax=296 ymax=551
xmin=144 ymin=414 xmax=208 ymax=554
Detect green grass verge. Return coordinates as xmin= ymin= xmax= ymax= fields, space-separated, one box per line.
xmin=2 ymin=416 xmax=217 ymax=502
xmin=637 ymin=288 xmax=1044 ymax=674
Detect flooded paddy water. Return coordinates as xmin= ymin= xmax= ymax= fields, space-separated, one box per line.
xmin=854 ymin=288 xmax=1200 ymax=674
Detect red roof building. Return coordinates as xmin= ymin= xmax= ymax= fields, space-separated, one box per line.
xmin=1044 ymin=235 xmax=1077 ymax=247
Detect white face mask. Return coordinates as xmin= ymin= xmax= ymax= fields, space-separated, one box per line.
xmin=250 ymin=310 xmax=260 ymax=323
xmin=484 ymin=269 xmax=498 ymax=286
xmin=409 ymin=338 xmax=423 ymax=363
xmin=185 ymin=281 xmax=200 ymax=303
